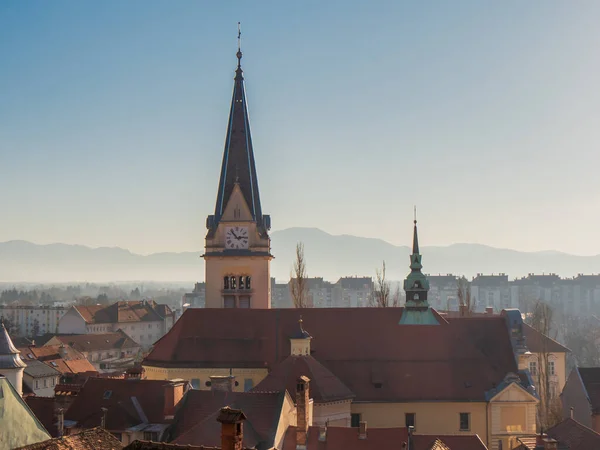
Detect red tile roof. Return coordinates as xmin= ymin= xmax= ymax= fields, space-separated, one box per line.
xmin=282 ymin=427 xmax=488 ymax=450
xmin=252 ymin=354 xmax=354 ymax=403
xmin=18 ymin=344 xmax=97 ymax=375
xmin=522 ymin=323 xmax=569 ymax=353
xmin=65 ymin=377 xmax=185 ymax=431
xmin=74 ymin=301 xmax=164 ymax=324
xmin=124 ymin=442 xmax=214 ymax=450
xmin=170 ymin=389 xmax=286 ymax=449
xmin=15 ymin=427 xmax=123 ymax=450
xmin=577 ymin=367 xmax=600 ymax=413
xmin=51 ymin=330 xmax=140 ymax=353
xmin=546 ymin=417 xmax=600 ymax=450
xmin=145 ymin=308 xmax=519 ymax=402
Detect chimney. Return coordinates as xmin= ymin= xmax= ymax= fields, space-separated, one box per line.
xmin=570 ymin=407 xmax=574 ymax=419
xmin=58 ymin=344 xmax=68 ymax=359
xmin=100 ymin=407 xmax=108 ymax=429
xmin=57 ymin=408 xmax=64 ymax=437
xmin=358 ymin=421 xmax=367 ymax=439
xmin=163 ymin=381 xmax=185 ymax=419
xmin=217 ymin=406 xmax=246 ymax=450
xmin=210 ymin=375 xmax=235 ymax=392
xmin=296 ymin=376 xmax=310 ymax=449
xmin=486 ymin=306 xmax=494 ymax=315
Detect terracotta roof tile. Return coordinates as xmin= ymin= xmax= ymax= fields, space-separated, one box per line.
xmin=252 ymin=354 xmax=354 ymax=403
xmin=124 ymin=441 xmax=214 ymax=450
xmin=52 ymin=331 xmax=140 ymax=353
xmin=546 ymin=417 xmax=600 ymax=450
xmin=412 ymin=434 xmax=488 ymax=450
xmin=74 ymin=302 xmax=165 ymax=324
xmin=145 ymin=308 xmax=519 ymax=402
xmin=15 ymin=427 xmax=123 ymax=450
xmin=577 ymin=367 xmax=600 ymax=413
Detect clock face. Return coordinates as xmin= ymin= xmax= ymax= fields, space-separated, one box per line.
xmin=225 ymin=226 xmax=249 ymax=249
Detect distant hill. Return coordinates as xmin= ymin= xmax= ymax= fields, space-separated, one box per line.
xmin=0 ymin=228 xmax=599 ymax=283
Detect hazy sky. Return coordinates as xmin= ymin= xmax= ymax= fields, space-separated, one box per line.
xmin=1 ymin=1 xmax=600 ymax=256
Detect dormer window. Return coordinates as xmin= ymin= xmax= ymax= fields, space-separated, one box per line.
xmin=414 ymin=294 xmax=420 ymax=300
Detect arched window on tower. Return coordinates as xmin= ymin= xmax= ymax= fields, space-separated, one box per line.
xmin=239 ymin=276 xmax=245 ymax=290
xmin=224 ymin=276 xmax=230 ymax=290
xmin=246 ymin=276 xmax=251 ymax=290
xmin=230 ymin=276 xmax=237 ymax=290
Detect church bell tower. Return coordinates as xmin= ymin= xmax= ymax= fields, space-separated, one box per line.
xmin=203 ymin=28 xmax=273 ymax=308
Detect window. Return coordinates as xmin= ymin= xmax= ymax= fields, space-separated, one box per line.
xmin=239 ymin=276 xmax=245 ymax=290
xmin=548 ymin=361 xmax=555 ymax=376
xmin=224 ymin=276 xmax=230 ymax=290
xmin=246 ymin=276 xmax=252 ymax=290
xmin=351 ymin=413 xmax=361 ymax=428
xmin=529 ymin=361 xmax=538 ymax=376
xmin=52 ymin=378 xmax=55 ymax=387
xmin=460 ymin=413 xmax=470 ymax=431
xmin=230 ymin=276 xmax=237 ymax=289
xmin=143 ymin=432 xmax=158 ymax=441
xmin=103 ymin=390 xmax=112 ymax=399
xmin=244 ymin=378 xmax=254 ymax=392
xmin=35 ymin=380 xmax=39 ymax=389
xmin=239 ymin=296 xmax=251 ymax=309
xmin=191 ymin=379 xmax=200 ymax=389
xmin=224 ymin=296 xmax=236 ymax=308
xmin=405 ymin=413 xmax=416 ymax=430
xmin=43 ymin=379 xmax=47 ymax=388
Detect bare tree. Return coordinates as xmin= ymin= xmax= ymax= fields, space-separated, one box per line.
xmin=290 ymin=242 xmax=308 ymax=308
xmin=371 ymin=260 xmax=392 ymax=307
xmin=391 ymin=283 xmax=401 ymax=307
xmin=456 ymin=276 xmax=474 ymax=316
xmin=527 ymin=300 xmax=561 ymax=430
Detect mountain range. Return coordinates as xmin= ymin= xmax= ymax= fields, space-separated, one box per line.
xmin=0 ymin=227 xmax=599 ymax=283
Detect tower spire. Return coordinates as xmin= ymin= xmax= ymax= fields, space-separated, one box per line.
xmin=412 ymin=206 xmax=419 ymax=255
xmin=209 ymin=24 xmax=266 ymax=230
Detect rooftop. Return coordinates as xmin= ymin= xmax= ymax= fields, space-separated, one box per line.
xmin=15 ymin=427 xmax=123 ymax=450
xmin=546 ymin=417 xmax=600 ymax=450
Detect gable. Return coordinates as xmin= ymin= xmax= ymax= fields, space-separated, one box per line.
xmin=220 ymin=183 xmax=253 ymax=222
xmin=490 ymin=382 xmax=538 ymax=403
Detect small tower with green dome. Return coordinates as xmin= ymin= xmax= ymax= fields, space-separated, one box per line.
xmin=399 ymin=217 xmax=440 ymax=325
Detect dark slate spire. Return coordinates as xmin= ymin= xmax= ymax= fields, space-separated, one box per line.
xmin=0 ymin=321 xmax=27 ymax=369
xmin=400 ymin=216 xmax=439 ymax=325
xmin=212 ymin=24 xmax=264 ymax=227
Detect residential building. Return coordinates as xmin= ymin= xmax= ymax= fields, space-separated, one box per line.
xmin=58 ymin=300 xmax=172 ymax=349
xmin=23 ymin=359 xmax=61 ymax=397
xmin=45 ymin=330 xmax=141 ymax=371
xmin=63 ymin=376 xmax=188 ymax=445
xmin=18 ymin=344 xmax=97 ymax=381
xmin=271 ymin=278 xmax=292 ymax=308
xmin=143 ymin=221 xmax=539 ymax=450
xmin=16 ymin=427 xmax=124 ymax=450
xmin=0 ymin=376 xmax=51 ymax=449
xmin=560 ymin=367 xmax=600 ymax=432
xmin=332 ymin=277 xmax=373 ymax=307
xmin=182 ymin=282 xmax=206 ymax=309
xmin=0 ymin=305 xmax=67 ymax=337
xmin=471 ymin=274 xmax=513 ymax=311
xmin=0 ymin=320 xmax=27 ymax=396
xmin=427 ymin=274 xmax=458 ymax=310
xmin=202 ymin=42 xmax=273 ymax=309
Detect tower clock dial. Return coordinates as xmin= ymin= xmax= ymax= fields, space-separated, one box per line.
xmin=225 ymin=226 xmax=249 ymax=249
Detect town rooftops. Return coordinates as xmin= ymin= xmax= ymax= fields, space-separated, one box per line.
xmin=65 ymin=377 xmax=186 ymax=433
xmin=282 ymin=426 xmax=488 ymax=450
xmin=15 ymin=427 xmax=124 ymax=450
xmin=23 ymin=358 xmax=61 ymax=379
xmin=145 ymin=308 xmax=520 ymax=402
xmin=25 ymin=396 xmax=59 ymax=437
xmin=49 ymin=330 xmax=139 ymax=353
xmin=73 ymin=301 xmax=165 ymax=324
xmin=546 ymin=417 xmax=600 ymax=450
xmin=19 ymin=344 xmax=97 ymax=375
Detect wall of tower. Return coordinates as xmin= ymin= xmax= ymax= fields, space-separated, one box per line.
xmin=1 ymin=367 xmax=24 ymax=397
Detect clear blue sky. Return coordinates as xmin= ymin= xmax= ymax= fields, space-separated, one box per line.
xmin=1 ymin=1 xmax=599 ymax=255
